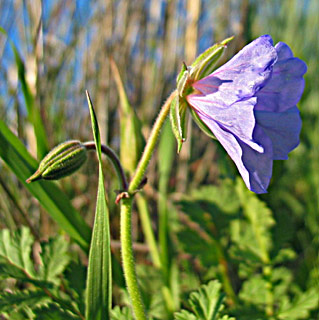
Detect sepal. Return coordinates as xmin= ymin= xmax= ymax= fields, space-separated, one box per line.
xmin=189 ymin=108 xmax=216 ymax=140
xmin=169 ymin=96 xmax=189 ymax=153
xmin=190 ymin=36 xmax=234 ymax=80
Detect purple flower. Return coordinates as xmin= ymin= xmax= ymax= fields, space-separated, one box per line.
xmin=186 ymin=35 xmax=307 ymax=193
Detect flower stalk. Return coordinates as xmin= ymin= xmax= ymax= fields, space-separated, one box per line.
xmin=83 ymin=141 xmax=128 ymax=191
xmin=128 ymin=91 xmax=176 ymax=194
xmin=119 ymin=90 xmax=176 ymax=319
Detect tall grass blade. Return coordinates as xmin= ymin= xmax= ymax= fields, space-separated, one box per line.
xmin=85 ymin=91 xmax=112 ymax=320
xmin=0 ymin=27 xmax=49 ymax=158
xmin=110 ymin=58 xmax=145 ymax=175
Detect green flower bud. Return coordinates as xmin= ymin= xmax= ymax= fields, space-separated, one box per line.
xmin=26 ymin=140 xmax=87 ymax=183
xmin=171 ymin=37 xmax=233 ymax=152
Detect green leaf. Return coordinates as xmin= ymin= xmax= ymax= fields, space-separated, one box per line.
xmin=0 ymin=27 xmax=48 ymax=158
xmin=189 ymin=280 xmax=225 ymax=320
xmin=174 ymin=310 xmax=197 ymax=320
xmin=177 ymin=226 xmax=219 ymax=268
xmin=277 ymin=288 xmax=318 ymax=320
xmin=111 ymin=306 xmax=134 ymax=320
xmin=0 ymin=120 xmax=91 ymax=250
xmin=174 ymin=281 xmax=234 ymax=320
xmin=110 ymin=59 xmax=145 ymax=175
xmin=33 ymin=304 xmax=80 ymax=319
xmin=230 ymin=178 xmax=274 ymax=265
xmin=38 ymin=235 xmax=70 ymax=285
xmin=0 ymin=228 xmax=70 ymax=286
xmin=0 ymin=228 xmax=35 ymax=279
xmin=85 ymin=91 xmax=112 ymax=320
xmin=0 ymin=290 xmax=49 ymax=313
xmin=239 ymin=275 xmax=268 ymax=305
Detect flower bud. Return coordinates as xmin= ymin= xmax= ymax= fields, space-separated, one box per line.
xmin=26 ymin=140 xmax=87 ymax=183
xmin=170 ymin=37 xmax=233 ymax=152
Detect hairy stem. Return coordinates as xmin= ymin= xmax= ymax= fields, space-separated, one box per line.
xmin=120 ymin=198 xmax=147 ymax=320
xmin=119 ymin=91 xmax=176 ymax=319
xmin=128 ymin=91 xmax=176 ymax=194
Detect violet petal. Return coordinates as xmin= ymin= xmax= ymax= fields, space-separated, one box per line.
xmin=255 ymin=106 xmax=302 ymax=160
xmin=188 ymin=95 xmax=263 ymax=152
xmin=195 ymin=111 xmax=273 ymax=193
xmin=192 ymin=35 xmax=277 ymax=106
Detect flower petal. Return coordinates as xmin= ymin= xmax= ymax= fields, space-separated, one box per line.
xmin=195 ymin=111 xmax=273 ymax=193
xmin=255 ymin=44 xmax=307 ymax=112
xmin=187 ymin=95 xmax=263 ymax=152
xmin=275 ymin=42 xmax=293 ymax=60
xmin=255 ymin=106 xmax=301 ymax=160
xmin=192 ymin=35 xmax=277 ymax=106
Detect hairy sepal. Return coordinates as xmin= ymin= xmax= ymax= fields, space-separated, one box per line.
xmin=170 ymin=96 xmax=189 ymax=153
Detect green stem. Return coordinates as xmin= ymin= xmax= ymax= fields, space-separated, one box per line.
xmin=120 ymin=198 xmax=147 ymax=320
xmin=128 ymin=91 xmax=176 ymax=194
xmin=120 ymin=91 xmax=176 ymax=319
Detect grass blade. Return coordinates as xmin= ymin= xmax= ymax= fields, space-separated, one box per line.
xmin=85 ymin=91 xmax=112 ymax=320
xmin=0 ymin=27 xmax=49 ymax=158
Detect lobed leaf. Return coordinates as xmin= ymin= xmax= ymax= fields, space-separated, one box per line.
xmin=0 ymin=290 xmax=49 ymax=313
xmin=277 ymin=288 xmax=318 ymax=320
xmin=33 ymin=303 xmax=80 ymax=319
xmin=0 ymin=228 xmax=70 ymax=286
xmin=230 ymin=178 xmax=274 ymax=265
xmin=111 ymin=306 xmax=134 ymax=320
xmin=174 ymin=281 xmax=235 ymax=320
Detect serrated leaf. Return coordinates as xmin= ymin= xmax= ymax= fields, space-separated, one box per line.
xmin=85 ymin=91 xmax=112 ymax=320
xmin=273 ymin=248 xmax=297 ymax=264
xmin=0 ymin=228 xmax=70 ymax=287
xmin=64 ymin=260 xmax=87 ymax=312
xmin=231 ymin=179 xmax=274 ymax=264
xmin=111 ymin=306 xmax=134 ymax=320
xmin=190 ymin=181 xmax=240 ymax=214
xmin=0 ymin=290 xmax=49 ymax=313
xmin=239 ymin=275 xmax=268 ymax=305
xmin=177 ymin=227 xmax=219 ymax=268
xmin=38 ymin=236 xmax=70 ymax=285
xmin=0 ymin=228 xmax=35 ymax=279
xmin=174 ymin=310 xmax=198 ymax=320
xmin=174 ymin=281 xmax=234 ymax=320
xmin=277 ymin=288 xmax=318 ymax=320
xmin=177 ymin=183 xmax=240 ymax=237
xmin=189 ymin=280 xmax=225 ymax=320
xmin=33 ymin=303 xmax=80 ymax=319
xmin=0 ymin=120 xmax=91 ymax=250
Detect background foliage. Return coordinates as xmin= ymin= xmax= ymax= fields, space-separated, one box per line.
xmin=0 ymin=0 xmax=318 ymax=319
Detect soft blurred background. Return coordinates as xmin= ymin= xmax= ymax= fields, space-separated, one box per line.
xmin=0 ymin=0 xmax=318 ymax=319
